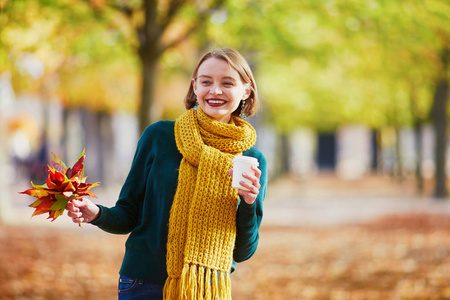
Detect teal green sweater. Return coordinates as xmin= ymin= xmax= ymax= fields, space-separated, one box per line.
xmin=91 ymin=121 xmax=267 ymax=285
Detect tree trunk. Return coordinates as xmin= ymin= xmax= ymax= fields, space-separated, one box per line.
xmin=432 ymin=79 xmax=449 ymax=198
xmin=279 ymin=133 xmax=290 ymax=175
xmin=137 ymin=0 xmax=162 ymax=135
xmin=395 ymin=128 xmax=404 ymax=182
xmin=414 ymin=120 xmax=424 ymax=194
xmin=132 ymin=0 xmax=225 ymax=135
xmin=138 ymin=56 xmax=159 ymax=134
xmin=432 ymin=47 xmax=449 ymax=199
xmin=370 ymin=130 xmax=379 ymax=172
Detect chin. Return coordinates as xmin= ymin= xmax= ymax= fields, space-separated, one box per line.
xmin=206 ymin=112 xmax=230 ymax=123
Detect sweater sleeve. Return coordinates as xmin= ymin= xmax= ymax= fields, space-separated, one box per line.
xmin=233 ymin=149 xmax=267 ymax=262
xmin=90 ymin=125 xmax=155 ymax=234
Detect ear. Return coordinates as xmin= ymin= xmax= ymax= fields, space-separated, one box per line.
xmin=192 ymin=78 xmax=197 ymax=95
xmin=242 ymin=84 xmax=252 ymax=100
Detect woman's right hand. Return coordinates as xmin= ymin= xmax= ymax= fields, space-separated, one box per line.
xmin=66 ymin=198 xmax=100 ymax=224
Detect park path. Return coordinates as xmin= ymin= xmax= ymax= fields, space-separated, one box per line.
xmin=262 ymin=173 xmax=450 ymax=227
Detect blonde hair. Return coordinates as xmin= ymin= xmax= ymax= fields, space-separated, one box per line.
xmin=184 ymin=47 xmax=259 ymax=118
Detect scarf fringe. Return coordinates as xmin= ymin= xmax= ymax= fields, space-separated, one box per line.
xmin=163 ymin=275 xmax=180 ymax=300
xmin=164 ymin=263 xmax=232 ymax=300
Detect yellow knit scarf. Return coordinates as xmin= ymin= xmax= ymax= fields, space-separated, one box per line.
xmin=163 ymin=107 xmax=256 ymax=300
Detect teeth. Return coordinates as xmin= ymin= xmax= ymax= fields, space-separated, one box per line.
xmin=208 ymin=100 xmax=225 ymax=104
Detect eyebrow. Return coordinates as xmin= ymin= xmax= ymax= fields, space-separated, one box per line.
xmin=197 ymin=75 xmax=238 ymax=81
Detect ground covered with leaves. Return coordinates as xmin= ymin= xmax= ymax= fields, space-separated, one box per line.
xmin=233 ymin=214 xmax=450 ymax=300
xmin=1 ymin=214 xmax=450 ymax=299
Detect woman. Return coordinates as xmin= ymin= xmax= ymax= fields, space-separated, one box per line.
xmin=66 ymin=47 xmax=267 ymax=300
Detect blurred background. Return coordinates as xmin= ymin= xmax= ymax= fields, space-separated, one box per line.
xmin=0 ymin=0 xmax=450 ymax=299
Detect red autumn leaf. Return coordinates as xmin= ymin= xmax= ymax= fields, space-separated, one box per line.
xmin=19 ymin=149 xmax=99 ymax=223
xmin=67 ymin=149 xmax=85 ymax=179
xmin=30 ymin=195 xmax=57 ymax=218
xmin=47 ymin=168 xmax=68 ymax=191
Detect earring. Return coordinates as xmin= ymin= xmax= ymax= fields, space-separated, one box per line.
xmin=239 ymin=100 xmax=246 ymax=119
xmin=194 ymin=100 xmax=199 ymax=111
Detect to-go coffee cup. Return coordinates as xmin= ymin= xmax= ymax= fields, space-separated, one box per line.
xmin=232 ymin=155 xmax=259 ymax=191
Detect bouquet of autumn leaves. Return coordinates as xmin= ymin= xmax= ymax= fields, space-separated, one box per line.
xmin=20 ymin=149 xmax=99 ymax=222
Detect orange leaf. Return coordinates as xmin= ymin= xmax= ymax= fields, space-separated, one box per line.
xmin=78 ymin=182 xmax=100 ymax=192
xmin=20 ymin=188 xmax=50 ymax=198
xmin=79 ymin=191 xmax=98 ymax=198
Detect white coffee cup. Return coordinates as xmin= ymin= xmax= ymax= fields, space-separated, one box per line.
xmin=232 ymin=155 xmax=259 ymax=191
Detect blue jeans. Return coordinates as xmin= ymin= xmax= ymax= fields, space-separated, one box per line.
xmin=118 ymin=275 xmax=163 ymax=300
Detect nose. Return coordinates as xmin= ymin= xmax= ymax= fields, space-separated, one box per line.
xmin=209 ymin=83 xmax=222 ymax=95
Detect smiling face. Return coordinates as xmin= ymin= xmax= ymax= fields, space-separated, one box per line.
xmin=192 ymin=58 xmax=251 ymax=123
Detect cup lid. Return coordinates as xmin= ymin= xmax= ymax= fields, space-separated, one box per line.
xmin=233 ymin=155 xmax=259 ymax=165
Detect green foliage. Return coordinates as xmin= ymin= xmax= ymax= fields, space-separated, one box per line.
xmin=0 ymin=0 xmax=139 ymax=112
xmin=202 ymin=0 xmax=449 ymax=133
xmin=1 ymin=0 xmax=448 ymax=130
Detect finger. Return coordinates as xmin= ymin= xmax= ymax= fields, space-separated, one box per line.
xmin=238 ymin=180 xmax=259 ymax=195
xmin=67 ymin=211 xmax=83 ymax=219
xmin=72 ymin=217 xmax=83 ymax=224
xmin=66 ymin=203 xmax=80 ymax=213
xmin=238 ymin=189 xmax=257 ymax=198
xmin=72 ymin=214 xmax=88 ymax=224
xmin=251 ymin=166 xmax=262 ymax=179
xmin=228 ymin=169 xmax=233 ymax=177
xmin=66 ymin=202 xmax=75 ymax=211
xmin=241 ymin=172 xmax=261 ymax=189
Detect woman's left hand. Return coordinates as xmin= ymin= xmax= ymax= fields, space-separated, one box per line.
xmin=228 ymin=165 xmax=262 ymax=205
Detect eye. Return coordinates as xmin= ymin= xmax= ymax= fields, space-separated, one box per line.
xmin=201 ymin=80 xmax=211 ymax=85
xmin=223 ymin=82 xmax=234 ymax=86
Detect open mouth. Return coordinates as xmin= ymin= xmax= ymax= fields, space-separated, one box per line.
xmin=207 ymin=99 xmax=227 ymax=107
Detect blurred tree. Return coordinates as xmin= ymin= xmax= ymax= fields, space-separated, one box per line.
xmin=204 ymin=0 xmax=449 ymax=193
xmin=0 ymin=0 xmax=138 ymax=184
xmin=431 ymin=46 xmax=449 ymax=198
xmin=102 ymin=0 xmax=226 ymax=134
xmin=366 ymin=0 xmax=449 ymax=197
xmin=1 ymin=0 xmax=449 ymax=194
